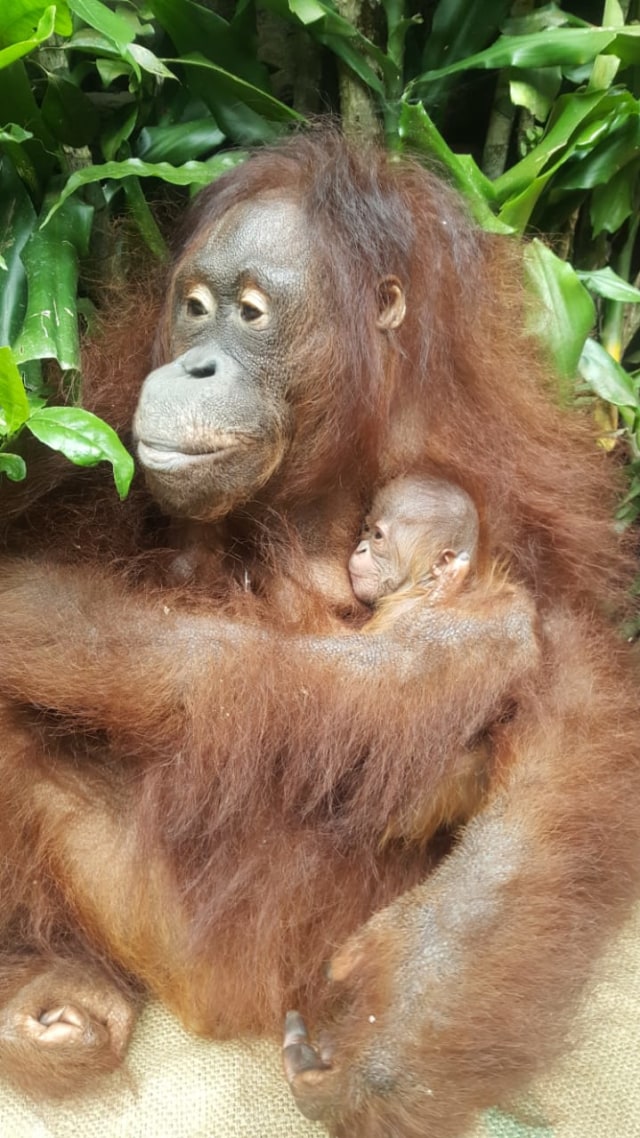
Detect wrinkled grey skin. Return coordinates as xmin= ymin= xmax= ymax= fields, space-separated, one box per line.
xmin=133 ymin=199 xmax=310 ymax=520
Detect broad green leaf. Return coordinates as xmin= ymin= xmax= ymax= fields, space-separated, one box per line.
xmin=524 ymin=239 xmax=595 ymax=383
xmin=570 ymin=106 xmax=632 ymax=151
xmin=41 ymin=158 xmax=230 ymax=226
xmin=67 ymin=26 xmax=118 ymax=53
xmin=553 ymin=115 xmax=640 ymax=190
xmin=199 ymin=150 xmax=248 ymax=183
xmin=148 ymin=0 xmax=268 ymax=88
xmin=0 ymin=345 xmax=29 ymax=434
xmin=498 ymin=169 xmax=555 ymax=233
xmin=0 ymin=256 xmax=6 ymax=271
xmin=27 ymin=407 xmax=134 ymax=497
xmin=0 ymin=123 xmax=33 ymax=143
xmin=0 ymin=5 xmax=57 ymax=70
xmin=96 ymin=58 xmax=131 ymax=86
xmin=409 ymin=28 xmax=640 ymax=92
xmin=588 ymin=0 xmax=625 ymax=90
xmin=577 ymin=268 xmax=640 ymax=304
xmin=174 ymin=55 xmax=304 ymax=124
xmin=288 ymin=0 xmax=326 ymax=24
xmin=261 ymin=0 xmax=396 ymax=85
xmin=101 ymin=105 xmax=138 ymax=161
xmin=0 ymin=155 xmax=37 ymax=347
xmin=317 ymin=33 xmax=386 ymax=96
xmin=578 ymin=337 xmax=638 ymax=408
xmin=67 ymin=0 xmax=135 ymax=51
xmin=0 ymin=0 xmax=71 ymax=44
xmin=398 ymin=102 xmax=512 ymax=234
xmin=422 ymin=0 xmax=511 ymax=69
xmin=509 ymin=67 xmax=562 ymax=122
xmin=41 ymin=75 xmax=100 ymax=147
xmin=13 ymin=197 xmax=93 ymax=371
xmin=502 ymin=4 xmax=589 ymax=34
xmin=491 ymin=90 xmax=605 ymax=203
xmin=0 ymin=452 xmax=26 ymax=481
xmin=419 ymin=0 xmax=511 ymax=113
xmin=127 ymin=43 xmax=176 ymax=80
xmin=149 ymin=0 xmax=328 ymax=138
xmin=590 ymin=160 xmax=639 ymax=236
xmin=136 ymin=118 xmax=224 ymax=164
xmin=122 ymin=177 xmax=167 ymax=259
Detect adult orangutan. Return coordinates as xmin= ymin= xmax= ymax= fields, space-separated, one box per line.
xmin=0 ymin=131 xmax=637 ymax=1138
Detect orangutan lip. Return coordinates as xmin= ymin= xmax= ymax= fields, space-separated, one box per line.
xmin=137 ymin=437 xmax=245 ymax=471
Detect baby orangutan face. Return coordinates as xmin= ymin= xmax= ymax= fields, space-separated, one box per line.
xmin=348 ymin=475 xmax=479 ymax=606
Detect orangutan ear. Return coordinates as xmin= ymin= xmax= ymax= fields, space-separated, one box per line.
xmin=376 ymin=276 xmax=406 ymax=331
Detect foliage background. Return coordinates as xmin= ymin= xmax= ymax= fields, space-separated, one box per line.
xmin=1 ymin=0 xmax=640 ymax=532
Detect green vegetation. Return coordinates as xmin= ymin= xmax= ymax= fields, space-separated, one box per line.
xmin=1 ymin=0 xmax=640 ymax=519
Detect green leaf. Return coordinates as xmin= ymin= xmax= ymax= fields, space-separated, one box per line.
xmin=0 ymin=345 xmax=30 ymax=434
xmin=67 ymin=0 xmax=135 ymax=51
xmin=148 ymin=0 xmax=267 ymax=88
xmin=0 ymin=452 xmax=27 ymax=481
xmin=524 ymin=239 xmax=595 ymax=383
xmin=13 ymin=196 xmax=93 ymax=371
xmin=398 ymin=102 xmax=512 ymax=234
xmin=149 ymin=0 xmax=299 ymax=141
xmin=26 ymin=407 xmax=134 ymax=497
xmin=0 ymin=155 xmax=37 ymax=347
xmin=577 ymin=268 xmax=640 ymax=304
xmin=409 ymin=28 xmax=640 ymax=91
xmin=42 ymin=157 xmax=230 ymax=226
xmin=419 ymin=0 xmax=511 ymax=113
xmin=502 ymin=4 xmax=590 ymax=34
xmin=509 ymin=66 xmax=562 ymax=122
xmin=578 ymin=338 xmax=638 ymax=408
xmin=41 ymin=74 xmax=100 ymax=147
xmin=288 ymin=0 xmax=326 ymax=25
xmin=491 ymin=90 xmax=606 ymax=203
xmin=96 ymin=58 xmax=131 ymax=86
xmin=136 ymin=118 xmax=224 ymax=164
xmin=0 ymin=122 xmax=33 ymax=143
xmin=497 ymin=169 xmax=555 ymax=233
xmin=199 ymin=149 xmax=248 ymax=184
xmin=422 ymin=0 xmax=511 ymax=70
xmin=127 ymin=43 xmax=176 ymax=80
xmin=0 ymin=0 xmax=71 ymax=44
xmin=553 ymin=114 xmax=640 ymax=190
xmin=590 ymin=160 xmax=639 ymax=236
xmin=0 ymin=5 xmax=56 ymax=70
xmin=174 ymin=55 xmax=303 ymax=124
xmin=122 ymin=177 xmax=167 ymax=259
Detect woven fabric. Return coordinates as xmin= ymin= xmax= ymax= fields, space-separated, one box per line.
xmin=1 ymin=903 xmax=640 ymax=1138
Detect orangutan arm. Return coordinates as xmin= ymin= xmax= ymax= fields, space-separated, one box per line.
xmin=283 ymin=616 xmax=640 ymax=1137
xmin=0 ymin=559 xmax=537 ymax=743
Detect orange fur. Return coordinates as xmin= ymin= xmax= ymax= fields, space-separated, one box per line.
xmin=0 ymin=132 xmax=637 ymax=1138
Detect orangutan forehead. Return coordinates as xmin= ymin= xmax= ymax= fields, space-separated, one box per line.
xmin=186 ymin=197 xmax=312 ymax=287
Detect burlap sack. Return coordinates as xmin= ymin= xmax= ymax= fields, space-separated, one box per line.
xmin=1 ymin=901 xmax=639 ymax=1138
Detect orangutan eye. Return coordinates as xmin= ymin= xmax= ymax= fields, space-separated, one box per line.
xmin=239 ymin=288 xmax=270 ymax=328
xmin=241 ymin=303 xmax=263 ymax=321
xmin=185 ymin=286 xmax=214 ymax=318
xmin=373 ymin=528 xmax=384 ymax=541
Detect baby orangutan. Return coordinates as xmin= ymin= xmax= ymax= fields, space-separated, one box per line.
xmin=344 ymin=474 xmax=497 ymax=847
xmin=349 ymin=475 xmax=480 ymax=630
